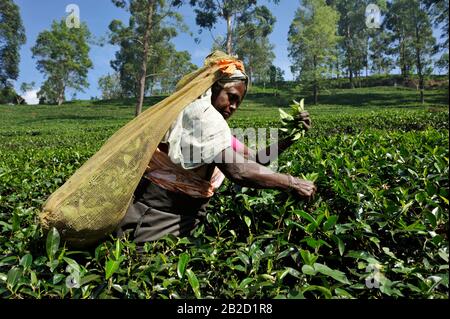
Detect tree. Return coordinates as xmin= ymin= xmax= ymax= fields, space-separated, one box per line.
xmin=111 ymin=0 xmax=184 ymax=116
xmin=20 ymin=81 xmax=35 ymax=94
xmin=329 ymin=0 xmax=387 ymax=87
xmin=189 ymin=0 xmax=279 ymax=55
xmin=0 ymin=0 xmax=26 ymax=89
xmin=159 ymin=49 xmax=197 ymax=93
xmin=435 ymin=52 xmax=449 ymax=75
xmin=386 ymin=0 xmax=436 ymax=103
xmin=15 ymin=81 xmax=36 ymax=105
xmin=32 ymin=20 xmax=92 ymax=105
xmin=385 ymin=0 xmax=416 ymax=81
xmin=0 ymin=86 xmax=19 ymax=104
xmin=268 ymin=65 xmax=284 ymax=83
xmin=409 ymin=0 xmax=436 ymax=103
xmin=234 ymin=5 xmax=276 ymax=84
xmin=425 ymin=0 xmax=449 ymax=78
xmin=328 ymin=0 xmax=367 ymax=88
xmin=98 ymin=73 xmax=122 ymax=100
xmin=288 ymin=0 xmax=340 ymax=104
xmin=424 ymin=0 xmax=448 ymax=51
xmin=369 ymin=30 xmax=394 ymax=75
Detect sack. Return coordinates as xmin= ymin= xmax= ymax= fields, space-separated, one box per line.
xmin=39 ymin=51 xmax=245 ymax=247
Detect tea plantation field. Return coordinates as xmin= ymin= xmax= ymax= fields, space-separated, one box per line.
xmin=0 ymin=86 xmax=448 ymax=299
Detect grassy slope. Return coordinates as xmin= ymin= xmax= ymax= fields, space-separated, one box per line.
xmin=2 ymin=85 xmax=448 ymax=129
xmin=1 ymin=85 xmax=448 ymax=166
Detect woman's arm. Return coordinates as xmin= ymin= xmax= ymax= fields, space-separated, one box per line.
xmin=233 ymin=110 xmax=312 ymax=166
xmin=214 ymin=147 xmax=316 ymax=199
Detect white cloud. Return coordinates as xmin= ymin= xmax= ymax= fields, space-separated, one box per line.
xmin=22 ymin=90 xmax=39 ymax=105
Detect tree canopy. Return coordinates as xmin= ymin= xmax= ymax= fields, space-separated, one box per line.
xmin=289 ymin=0 xmax=340 ymax=104
xmin=110 ymin=0 xmax=187 ymax=115
xmin=32 ymin=20 xmax=93 ymax=105
xmin=189 ymin=0 xmax=279 ymax=55
xmin=0 ymin=0 xmax=26 ymax=89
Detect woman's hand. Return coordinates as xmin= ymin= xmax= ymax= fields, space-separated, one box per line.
xmin=294 ymin=111 xmax=312 ymax=132
xmin=288 ymin=176 xmax=316 ymax=199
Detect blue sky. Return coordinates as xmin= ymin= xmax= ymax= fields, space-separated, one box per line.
xmin=13 ymin=0 xmax=297 ymax=101
xmin=12 ymin=0 xmax=445 ymax=102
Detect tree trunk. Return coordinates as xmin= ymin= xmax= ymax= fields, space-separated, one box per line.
xmin=400 ymin=40 xmax=406 ymax=80
xmin=248 ymin=56 xmax=253 ymax=86
xmin=57 ymin=85 xmax=65 ymax=106
xmin=365 ymin=36 xmax=369 ymax=87
xmin=346 ymin=25 xmax=354 ymax=89
xmin=313 ymin=84 xmax=318 ymax=105
xmin=313 ymin=55 xmax=318 ymax=104
xmin=415 ymin=26 xmax=425 ymax=104
xmin=336 ymin=57 xmax=340 ymax=80
xmin=16 ymin=95 xmax=24 ymax=105
xmin=226 ymin=14 xmax=233 ymax=55
xmin=349 ymin=68 xmax=354 ymax=89
xmin=136 ymin=0 xmax=155 ymax=117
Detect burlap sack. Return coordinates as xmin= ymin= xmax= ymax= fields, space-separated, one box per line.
xmin=39 ymin=51 xmax=246 ymax=247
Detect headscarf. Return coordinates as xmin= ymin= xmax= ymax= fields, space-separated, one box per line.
xmin=176 ymin=51 xmax=249 ymax=94
xmin=215 ymin=69 xmax=249 ymax=98
xmin=158 ymin=52 xmax=249 ymax=170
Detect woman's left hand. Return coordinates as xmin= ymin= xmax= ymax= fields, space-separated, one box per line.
xmin=295 ymin=111 xmax=312 ymax=131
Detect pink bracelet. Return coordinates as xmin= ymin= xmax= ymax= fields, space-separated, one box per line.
xmin=231 ymin=135 xmax=245 ymax=153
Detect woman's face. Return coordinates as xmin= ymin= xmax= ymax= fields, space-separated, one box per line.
xmin=211 ymin=81 xmax=246 ymax=120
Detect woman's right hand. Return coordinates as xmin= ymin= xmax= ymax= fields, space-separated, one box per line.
xmin=288 ymin=176 xmax=317 ymax=199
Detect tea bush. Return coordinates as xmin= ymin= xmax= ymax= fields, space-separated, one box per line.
xmin=0 ymin=87 xmax=448 ymax=299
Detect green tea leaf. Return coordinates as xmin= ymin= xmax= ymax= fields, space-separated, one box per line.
xmin=438 ymin=249 xmax=449 ymax=262
xmin=239 ymin=277 xmax=254 ymax=289
xmin=334 ymin=288 xmax=354 ymax=299
xmin=30 ymin=271 xmax=38 ymax=286
xmin=177 ymin=253 xmax=190 ymax=279
xmin=323 ymin=216 xmax=338 ymax=231
xmin=297 ymin=211 xmax=316 ymax=224
xmin=46 ymin=227 xmax=60 ymax=262
xmin=279 ymin=108 xmax=294 ymax=121
xmin=7 ymin=267 xmax=21 ymax=288
xmin=105 ymin=259 xmax=121 ymax=280
xmin=186 ymin=269 xmax=201 ymax=299
xmin=63 ymin=257 xmax=80 ymax=273
xmin=244 ymin=216 xmax=252 ymax=229
xmin=300 ymin=249 xmax=318 ymax=265
xmin=113 ymin=239 xmax=121 ymax=261
xmin=51 ymin=273 xmax=64 ymax=285
xmin=19 ymin=254 xmax=33 ymax=269
xmin=314 ymin=263 xmax=350 ymax=284
xmin=302 ymin=265 xmax=316 ymax=276
xmin=80 ymin=274 xmax=101 ymax=286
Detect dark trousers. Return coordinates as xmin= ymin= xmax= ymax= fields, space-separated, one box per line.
xmin=115 ymin=178 xmax=210 ymax=244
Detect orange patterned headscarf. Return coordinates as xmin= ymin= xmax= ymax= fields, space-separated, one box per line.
xmin=175 ymin=51 xmax=248 ymax=92
xmin=216 ymin=59 xmax=245 ymax=76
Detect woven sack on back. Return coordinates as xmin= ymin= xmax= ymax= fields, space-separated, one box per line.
xmin=39 ymin=51 xmax=245 ymax=247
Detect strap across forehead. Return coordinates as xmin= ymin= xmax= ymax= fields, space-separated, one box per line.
xmin=217 ymin=69 xmax=248 ymax=88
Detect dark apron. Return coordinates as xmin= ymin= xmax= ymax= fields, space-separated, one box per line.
xmin=115 ymin=178 xmax=211 ymax=244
